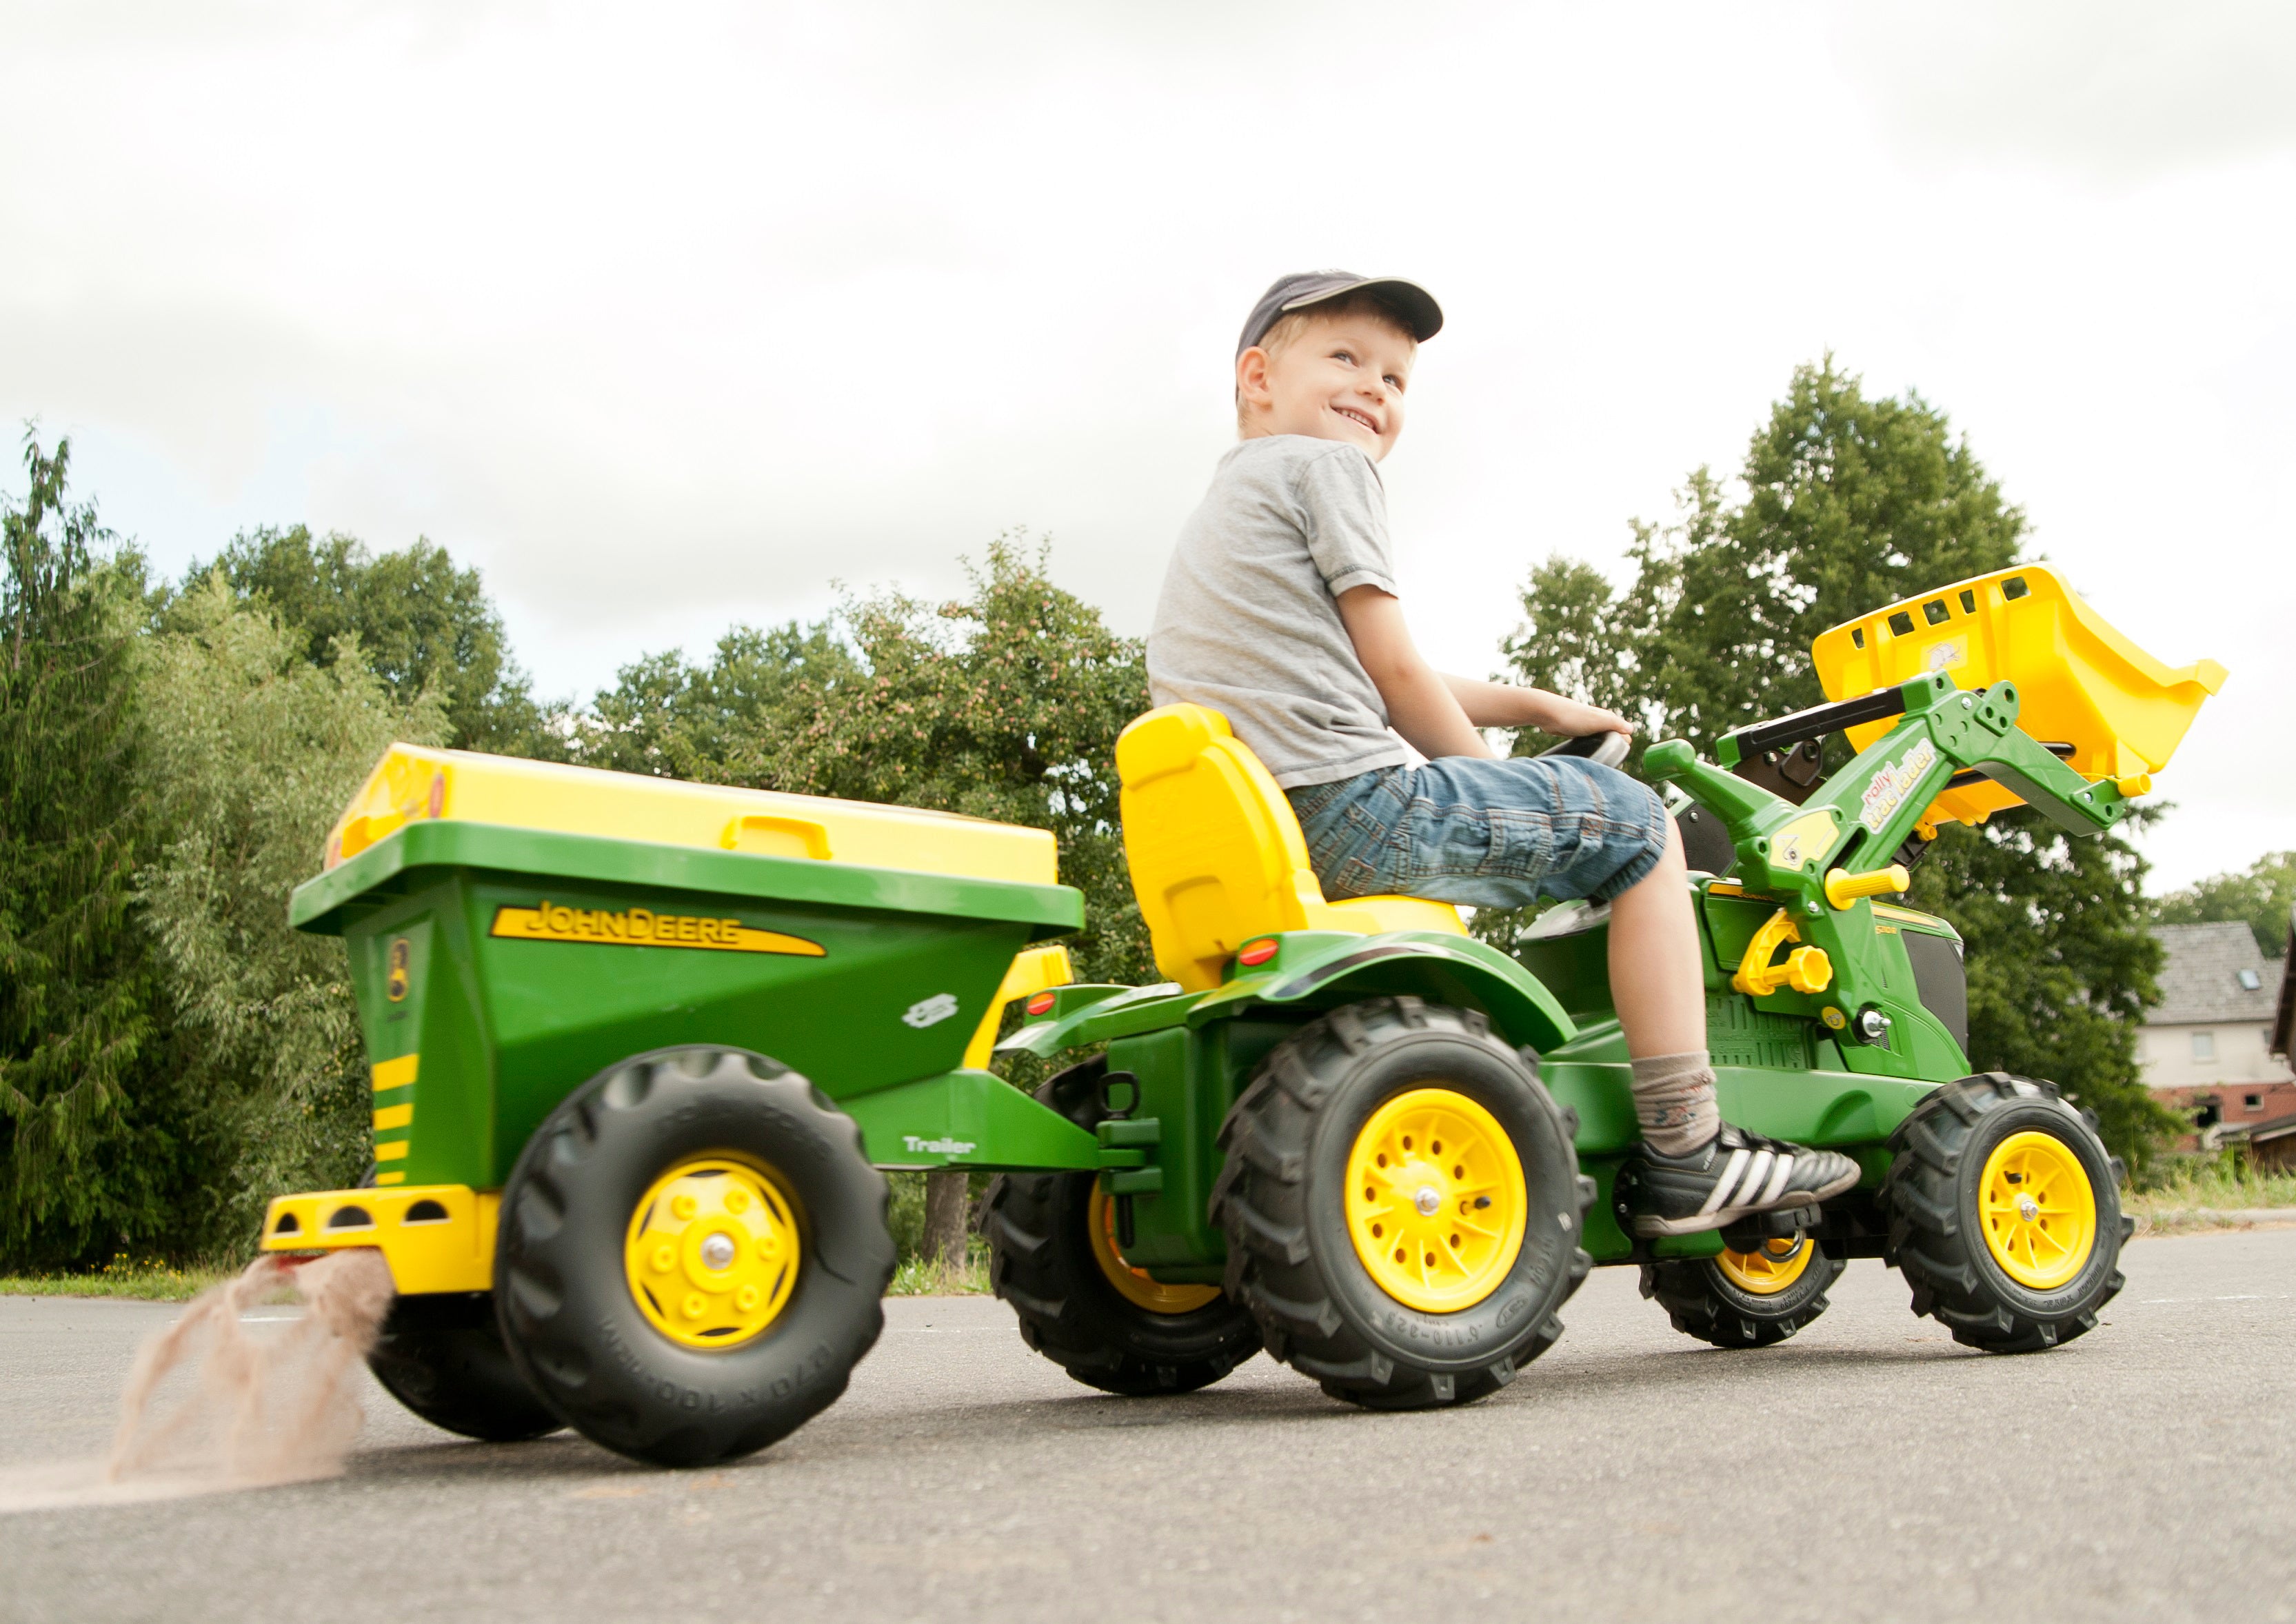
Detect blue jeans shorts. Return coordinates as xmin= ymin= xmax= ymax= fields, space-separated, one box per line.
xmin=1286 ymin=756 xmax=1671 ymax=912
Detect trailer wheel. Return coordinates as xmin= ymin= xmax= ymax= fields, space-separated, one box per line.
xmin=1884 ymin=1072 xmax=2131 ymax=1354
xmin=1640 ymin=1236 xmax=1846 ymax=1349
xmin=367 ymin=1292 xmax=562 ymax=1441
xmin=980 ymin=1058 xmax=1262 ymax=1396
xmin=1214 ymin=997 xmax=1593 ymax=1411
xmin=494 ymin=1046 xmax=894 ymax=1467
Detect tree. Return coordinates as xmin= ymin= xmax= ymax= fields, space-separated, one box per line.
xmin=0 ymin=435 xmax=190 ymax=1265
xmin=135 ymin=574 xmax=450 ymax=1247
xmin=1500 ymin=359 xmax=2176 ymax=1163
xmin=2155 ymin=851 xmax=2296 ymax=958
xmin=1503 ymin=360 xmax=2028 ymax=759
xmin=577 ymin=621 xmax=858 ymax=782
xmin=188 ymin=527 xmax=562 ymax=759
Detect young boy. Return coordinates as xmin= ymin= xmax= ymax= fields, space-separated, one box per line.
xmin=1147 ymin=271 xmax=1857 ymax=1235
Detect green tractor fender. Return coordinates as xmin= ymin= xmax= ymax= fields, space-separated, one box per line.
xmin=1184 ymin=930 xmax=1578 ymax=1053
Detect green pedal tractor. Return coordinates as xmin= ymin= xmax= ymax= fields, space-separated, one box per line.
xmin=263 ymin=565 xmax=2222 ymax=1464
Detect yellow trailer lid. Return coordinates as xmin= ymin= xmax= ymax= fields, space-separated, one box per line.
xmin=324 ymin=743 xmax=1058 ymax=886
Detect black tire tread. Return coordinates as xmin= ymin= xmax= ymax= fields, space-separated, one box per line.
xmin=494 ymin=1046 xmax=895 ymax=1467
xmin=1638 ymin=1247 xmax=1846 ymax=1350
xmin=1214 ymin=996 xmax=1593 ymax=1411
xmin=1882 ymin=1071 xmax=2131 ymax=1354
xmin=980 ymin=1060 xmax=1262 ymax=1397
xmin=366 ymin=1292 xmax=562 ymax=1442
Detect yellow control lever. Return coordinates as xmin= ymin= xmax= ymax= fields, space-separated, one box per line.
xmin=1823 ymin=863 xmax=1912 ymax=911
xmin=1733 ymin=908 xmax=1833 ymax=998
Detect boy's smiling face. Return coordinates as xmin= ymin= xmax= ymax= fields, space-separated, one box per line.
xmin=1236 ymin=305 xmax=1416 ymax=461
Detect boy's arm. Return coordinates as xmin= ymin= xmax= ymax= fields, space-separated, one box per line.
xmin=1336 ymin=587 xmax=1630 ymax=759
xmin=1439 ymin=673 xmax=1633 ymax=739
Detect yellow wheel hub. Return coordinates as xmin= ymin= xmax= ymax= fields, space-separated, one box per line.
xmin=1087 ymin=1184 xmax=1221 ymax=1314
xmin=1345 ymin=1087 xmax=1527 ymax=1314
xmin=624 ymin=1156 xmax=800 ymax=1350
xmin=1716 ymin=1236 xmax=1815 ymax=1296
xmin=1978 ymin=1130 xmax=2097 ymax=1292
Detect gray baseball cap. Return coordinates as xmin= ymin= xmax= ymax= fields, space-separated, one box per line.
xmin=1235 ymin=271 xmax=1444 ymax=357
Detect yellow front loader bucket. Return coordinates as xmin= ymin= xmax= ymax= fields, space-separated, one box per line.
xmin=1811 ymin=565 xmax=2226 ymax=828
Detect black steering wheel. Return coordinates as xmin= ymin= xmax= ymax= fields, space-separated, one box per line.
xmin=1535 ymin=731 xmax=1631 ymax=769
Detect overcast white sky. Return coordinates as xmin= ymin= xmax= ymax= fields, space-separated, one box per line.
xmin=5 ymin=0 xmax=2290 ymax=891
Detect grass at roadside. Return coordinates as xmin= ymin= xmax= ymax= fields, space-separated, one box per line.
xmin=0 ymin=1256 xmax=236 ymax=1302
xmin=886 ymin=1246 xmax=991 ymax=1296
xmin=2124 ymin=1161 xmax=2296 ymax=1234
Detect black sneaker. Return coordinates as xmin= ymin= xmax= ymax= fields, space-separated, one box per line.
xmin=1628 ymin=1124 xmax=1860 ymax=1237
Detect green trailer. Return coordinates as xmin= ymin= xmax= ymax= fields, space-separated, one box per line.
xmin=263 ymin=563 xmax=2224 ymax=1464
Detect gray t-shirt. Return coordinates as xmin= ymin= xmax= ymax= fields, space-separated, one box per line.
xmin=1147 ymin=435 xmax=1410 ymax=789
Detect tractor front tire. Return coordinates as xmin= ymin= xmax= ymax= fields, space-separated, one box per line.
xmin=1640 ymin=1238 xmax=1846 ymax=1350
xmin=494 ymin=1046 xmax=895 ymax=1467
xmin=1884 ymin=1072 xmax=2130 ymax=1354
xmin=1215 ymin=997 xmax=1592 ymax=1411
xmin=980 ymin=1058 xmax=1262 ymax=1396
xmin=367 ymin=1292 xmax=562 ymax=1442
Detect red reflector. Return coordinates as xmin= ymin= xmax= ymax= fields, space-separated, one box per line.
xmin=1237 ymin=939 xmax=1278 ymax=967
xmin=1026 ymin=991 xmax=1058 ymax=1016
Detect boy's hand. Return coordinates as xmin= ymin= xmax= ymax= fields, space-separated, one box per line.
xmin=1435 ymin=672 xmax=1633 ymax=739
xmin=1532 ymin=696 xmax=1633 ymax=740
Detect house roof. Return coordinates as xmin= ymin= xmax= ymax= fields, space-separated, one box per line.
xmin=2148 ymin=923 xmax=2282 ymax=1026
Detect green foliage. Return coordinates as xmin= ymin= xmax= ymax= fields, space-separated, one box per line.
xmin=187 ymin=526 xmax=561 ymax=759
xmin=134 ymin=574 xmax=449 ymax=1247
xmin=580 ymin=536 xmax=1154 ymax=985
xmin=0 ymin=434 xmax=191 ymax=1265
xmin=2154 ymin=850 xmax=2296 ymax=958
xmin=1503 ymin=358 xmax=2026 ymax=759
xmin=577 ymin=621 xmax=858 ymax=781
xmin=1500 ymin=359 xmax=2175 ymax=1163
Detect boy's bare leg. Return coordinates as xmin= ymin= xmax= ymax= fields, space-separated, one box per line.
xmin=1606 ymin=817 xmax=1704 ymax=1059
xmin=1606 ymin=816 xmax=1860 ymax=1231
xmin=1605 ymin=818 xmax=1720 ymax=1157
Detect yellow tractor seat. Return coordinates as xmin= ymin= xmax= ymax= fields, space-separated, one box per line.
xmin=1115 ymin=705 xmax=1464 ymax=991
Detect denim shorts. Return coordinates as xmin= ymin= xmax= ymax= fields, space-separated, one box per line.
xmin=1286 ymin=755 xmax=1670 ymax=911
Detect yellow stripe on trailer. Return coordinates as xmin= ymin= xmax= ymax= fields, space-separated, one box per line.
xmin=372 ymin=1053 xmax=419 ymax=1091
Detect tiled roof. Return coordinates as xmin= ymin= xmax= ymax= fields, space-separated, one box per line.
xmin=2148 ymin=923 xmax=2282 ymax=1026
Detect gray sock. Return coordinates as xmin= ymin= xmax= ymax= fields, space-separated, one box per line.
xmin=1631 ymin=1050 xmax=1719 ymax=1158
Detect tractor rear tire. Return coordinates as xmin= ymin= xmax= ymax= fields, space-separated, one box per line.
xmin=494 ymin=1046 xmax=895 ymax=1467
xmin=367 ymin=1292 xmax=563 ymax=1442
xmin=980 ymin=1058 xmax=1262 ymax=1396
xmin=1884 ymin=1072 xmax=2131 ymax=1354
xmin=1214 ymin=996 xmax=1593 ymax=1411
xmin=1640 ymin=1239 xmax=1846 ymax=1350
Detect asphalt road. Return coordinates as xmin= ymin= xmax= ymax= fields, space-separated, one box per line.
xmin=5 ymin=1227 xmax=2293 ymax=1624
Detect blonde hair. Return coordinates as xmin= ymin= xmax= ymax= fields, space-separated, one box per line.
xmin=1236 ymin=290 xmax=1418 ymax=433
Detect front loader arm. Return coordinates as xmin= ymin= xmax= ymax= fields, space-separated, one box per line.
xmin=1641 ymin=671 xmax=2144 ymax=1063
xmin=1647 ymin=670 xmax=2139 ymax=901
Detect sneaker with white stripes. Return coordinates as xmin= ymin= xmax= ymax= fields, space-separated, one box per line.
xmin=1629 ymin=1123 xmax=1861 ymax=1237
